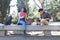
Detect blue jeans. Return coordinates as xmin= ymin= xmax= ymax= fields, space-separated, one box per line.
xmin=17 ymin=20 xmax=30 ymax=28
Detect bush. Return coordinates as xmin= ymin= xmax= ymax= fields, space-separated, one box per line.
xmin=12 ymin=16 xmax=18 ymax=24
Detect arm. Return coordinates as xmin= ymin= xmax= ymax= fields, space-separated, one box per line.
xmin=46 ymin=13 xmax=51 ymax=20
xmin=24 ymin=13 xmax=28 ymax=21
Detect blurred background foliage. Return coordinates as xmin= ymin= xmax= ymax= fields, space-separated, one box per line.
xmin=0 ymin=0 xmax=10 ymax=23
xmin=0 ymin=0 xmax=60 ymax=23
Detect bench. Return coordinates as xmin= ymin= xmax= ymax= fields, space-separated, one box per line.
xmin=26 ymin=25 xmax=60 ymax=31
xmin=4 ymin=25 xmax=25 ymax=35
xmin=0 ymin=24 xmax=60 ymax=36
xmin=26 ymin=25 xmax=60 ymax=36
xmin=0 ymin=24 xmax=5 ymax=36
xmin=3 ymin=25 xmax=60 ymax=36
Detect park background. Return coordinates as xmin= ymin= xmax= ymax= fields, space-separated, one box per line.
xmin=0 ymin=0 xmax=60 ymax=24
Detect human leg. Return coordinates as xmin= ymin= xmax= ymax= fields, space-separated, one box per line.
xmin=19 ymin=20 xmax=27 ymax=34
xmin=25 ymin=21 xmax=30 ymax=25
xmin=40 ymin=19 xmax=48 ymax=26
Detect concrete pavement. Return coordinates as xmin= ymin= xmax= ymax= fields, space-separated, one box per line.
xmin=0 ymin=36 xmax=60 ymax=40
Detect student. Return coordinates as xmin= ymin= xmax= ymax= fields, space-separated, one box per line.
xmin=17 ymin=7 xmax=30 ymax=34
xmin=38 ymin=8 xmax=51 ymax=36
xmin=38 ymin=8 xmax=51 ymax=26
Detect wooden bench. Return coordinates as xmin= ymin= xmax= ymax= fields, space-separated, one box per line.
xmin=26 ymin=25 xmax=60 ymax=36
xmin=26 ymin=25 xmax=60 ymax=31
xmin=3 ymin=25 xmax=60 ymax=36
xmin=0 ymin=24 xmax=5 ymax=36
xmin=0 ymin=24 xmax=60 ymax=36
xmin=4 ymin=25 xmax=25 ymax=35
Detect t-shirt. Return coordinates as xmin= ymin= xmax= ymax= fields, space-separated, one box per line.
xmin=41 ymin=12 xmax=51 ymax=19
xmin=18 ymin=12 xmax=26 ymax=19
xmin=18 ymin=12 xmax=27 ymax=21
xmin=40 ymin=12 xmax=51 ymax=21
xmin=20 ymin=12 xmax=26 ymax=17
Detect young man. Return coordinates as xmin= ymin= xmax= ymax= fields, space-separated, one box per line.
xmin=38 ymin=8 xmax=51 ymax=26
xmin=38 ymin=8 xmax=51 ymax=36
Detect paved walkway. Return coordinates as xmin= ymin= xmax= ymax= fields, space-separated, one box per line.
xmin=0 ymin=36 xmax=60 ymax=40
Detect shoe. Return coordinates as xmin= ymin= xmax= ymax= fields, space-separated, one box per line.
xmin=24 ymin=30 xmax=27 ymax=35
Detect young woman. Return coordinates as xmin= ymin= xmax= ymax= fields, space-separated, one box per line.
xmin=17 ymin=7 xmax=30 ymax=34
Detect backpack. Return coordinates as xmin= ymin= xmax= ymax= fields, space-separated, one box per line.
xmin=4 ymin=16 xmax=12 ymax=25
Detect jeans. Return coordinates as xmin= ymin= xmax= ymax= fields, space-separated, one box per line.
xmin=17 ymin=19 xmax=30 ymax=29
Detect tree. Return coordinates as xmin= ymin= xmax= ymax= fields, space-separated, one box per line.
xmin=44 ymin=0 xmax=60 ymax=21
xmin=33 ymin=0 xmax=45 ymax=8
xmin=0 ymin=0 xmax=10 ymax=23
xmin=17 ymin=0 xmax=29 ymax=15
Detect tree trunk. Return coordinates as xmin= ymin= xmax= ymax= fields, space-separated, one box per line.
xmin=0 ymin=0 xmax=10 ymax=23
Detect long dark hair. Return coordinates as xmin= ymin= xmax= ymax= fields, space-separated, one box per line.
xmin=20 ymin=7 xmax=27 ymax=13
xmin=23 ymin=7 xmax=27 ymax=13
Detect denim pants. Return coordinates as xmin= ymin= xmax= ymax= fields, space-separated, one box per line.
xmin=17 ymin=19 xmax=30 ymax=29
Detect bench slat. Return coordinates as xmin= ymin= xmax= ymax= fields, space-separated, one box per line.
xmin=4 ymin=25 xmax=24 ymax=30
xmin=26 ymin=25 xmax=60 ymax=31
xmin=3 ymin=25 xmax=60 ymax=31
